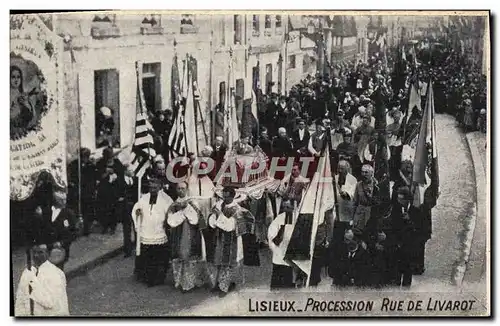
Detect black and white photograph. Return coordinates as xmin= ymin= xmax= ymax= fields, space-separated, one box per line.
xmin=9 ymin=10 xmax=490 ymax=317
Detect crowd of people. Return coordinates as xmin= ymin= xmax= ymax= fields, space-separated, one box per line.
xmin=15 ymin=35 xmax=488 ymax=315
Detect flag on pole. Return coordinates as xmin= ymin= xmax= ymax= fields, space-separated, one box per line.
xmin=412 ymin=80 xmax=439 ymax=209
xmin=129 ymin=62 xmax=156 ymax=177
xmin=284 ymin=144 xmax=334 ymax=287
xmin=183 ymin=55 xmax=198 ymax=155
xmin=168 ymin=56 xmax=188 ymax=160
xmin=226 ymin=50 xmax=239 ymax=146
xmin=401 ymin=81 xmax=422 ymax=161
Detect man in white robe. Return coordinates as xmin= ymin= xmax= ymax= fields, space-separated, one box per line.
xmin=132 ymin=175 xmax=173 ymax=286
xmin=15 ymin=244 xmax=69 ymax=316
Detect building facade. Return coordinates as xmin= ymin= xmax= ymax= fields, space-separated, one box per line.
xmin=56 ymin=13 xmax=374 ymax=161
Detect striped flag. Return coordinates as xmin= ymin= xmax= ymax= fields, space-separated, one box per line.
xmin=284 ymin=144 xmax=334 ymax=287
xmin=183 ymin=56 xmax=197 ymax=155
xmin=168 ymin=56 xmax=188 ymax=160
xmin=412 ymin=80 xmax=439 ymax=209
xmin=129 ymin=62 xmax=156 ymax=177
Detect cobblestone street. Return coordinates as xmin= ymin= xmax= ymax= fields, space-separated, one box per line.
xmin=65 ymin=114 xmax=485 ymax=316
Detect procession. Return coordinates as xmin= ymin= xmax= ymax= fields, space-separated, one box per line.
xmin=10 ymin=12 xmax=489 ymax=317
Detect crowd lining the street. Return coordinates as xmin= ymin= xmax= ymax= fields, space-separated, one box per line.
xmin=14 ymin=36 xmax=487 ymax=315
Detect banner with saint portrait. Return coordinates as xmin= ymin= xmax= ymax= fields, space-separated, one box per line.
xmin=10 ymin=14 xmax=67 ymax=201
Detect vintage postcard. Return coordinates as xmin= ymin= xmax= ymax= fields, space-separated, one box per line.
xmin=9 ymin=10 xmax=490 ymax=317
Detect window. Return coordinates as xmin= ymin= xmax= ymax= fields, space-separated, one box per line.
xmin=91 ymin=14 xmax=119 ymax=38
xmin=288 ymin=55 xmax=296 ymax=69
xmin=252 ymin=15 xmax=260 ymax=33
xmin=142 ymin=14 xmax=161 ymax=26
xmin=265 ymin=15 xmax=271 ymax=29
xmin=181 ymin=14 xmax=197 ymax=34
xmin=140 ymin=15 xmax=163 ymax=35
xmin=92 ymin=14 xmax=115 ymax=23
xmin=234 ymin=15 xmax=242 ymax=45
xmin=94 ymin=69 xmax=120 ymax=148
xmin=276 ymin=15 xmax=282 ymax=28
xmin=303 ymin=57 xmax=308 ymax=73
xmin=181 ymin=14 xmax=193 ymax=25
xmin=142 ymin=63 xmax=162 ymax=113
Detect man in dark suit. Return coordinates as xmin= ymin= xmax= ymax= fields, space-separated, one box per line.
xmin=331 ymin=230 xmax=370 ymax=287
xmin=67 ymin=147 xmax=97 ymax=236
xmin=272 ymin=127 xmax=294 ymax=158
xmin=291 ymin=119 xmax=310 ymax=158
xmin=96 ymin=147 xmax=125 ymax=235
xmin=257 ymin=127 xmax=273 ymax=159
xmin=265 ymin=93 xmax=280 ymax=138
xmin=391 ymin=186 xmax=418 ymax=288
xmin=45 ymin=191 xmax=79 ymax=271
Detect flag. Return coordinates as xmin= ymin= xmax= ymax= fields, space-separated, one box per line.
xmin=401 ymin=81 xmax=422 ymax=162
xmin=129 ymin=62 xmax=156 ymax=177
xmin=129 ymin=112 xmax=157 ymax=177
xmin=226 ymin=53 xmax=239 ymax=146
xmin=391 ymin=45 xmax=407 ymax=96
xmin=412 ymin=80 xmax=439 ymax=209
xmin=192 ymin=76 xmax=209 ymax=146
xmin=168 ymin=56 xmax=188 ymax=160
xmin=240 ymin=64 xmax=259 ymax=140
xmin=284 ymin=144 xmax=334 ymax=287
xmin=183 ymin=55 xmax=198 ymax=155
xmin=411 ymin=45 xmax=418 ymax=68
xmin=372 ymin=86 xmax=390 ymax=181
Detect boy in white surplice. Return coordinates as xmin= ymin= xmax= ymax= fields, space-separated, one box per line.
xmin=132 ymin=175 xmax=173 ymax=287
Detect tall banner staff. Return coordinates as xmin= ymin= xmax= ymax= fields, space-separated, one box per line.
xmin=134 ymin=61 xmax=154 ymax=256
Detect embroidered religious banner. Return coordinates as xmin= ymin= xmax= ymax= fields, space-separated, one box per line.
xmin=10 ymin=14 xmax=67 ymax=201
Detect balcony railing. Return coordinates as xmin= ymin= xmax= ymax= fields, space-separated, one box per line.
xmin=264 ymin=28 xmax=272 ymax=37
xmin=252 ymin=30 xmax=260 ymax=37
xmin=275 ymin=27 xmax=283 ymax=35
xmin=91 ymin=23 xmax=120 ymax=39
xmin=180 ymin=24 xmax=199 ymax=34
xmin=140 ymin=26 xmax=164 ymax=35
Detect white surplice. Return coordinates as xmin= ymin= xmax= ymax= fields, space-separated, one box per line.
xmin=15 ymin=261 xmax=69 ymax=316
xmin=131 ymin=190 xmax=173 ymax=245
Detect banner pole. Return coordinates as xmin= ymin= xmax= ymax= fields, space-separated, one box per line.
xmin=136 ymin=176 xmax=142 ymax=256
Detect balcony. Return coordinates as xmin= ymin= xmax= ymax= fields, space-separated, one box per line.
xmin=264 ymin=28 xmax=272 ymax=37
xmin=276 ymin=27 xmax=283 ymax=35
xmin=91 ymin=23 xmax=120 ymax=39
xmin=180 ymin=24 xmax=199 ymax=34
xmin=140 ymin=26 xmax=164 ymax=35
xmin=252 ymin=30 xmax=260 ymax=37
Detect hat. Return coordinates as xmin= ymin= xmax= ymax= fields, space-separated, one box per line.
xmin=480 ymin=109 xmax=486 ymax=114
xmin=338 ymin=109 xmax=345 ymax=116
xmin=342 ymin=128 xmax=353 ymax=136
xmin=358 ymin=106 xmax=366 ymax=113
xmin=100 ymin=106 xmax=112 ymax=118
